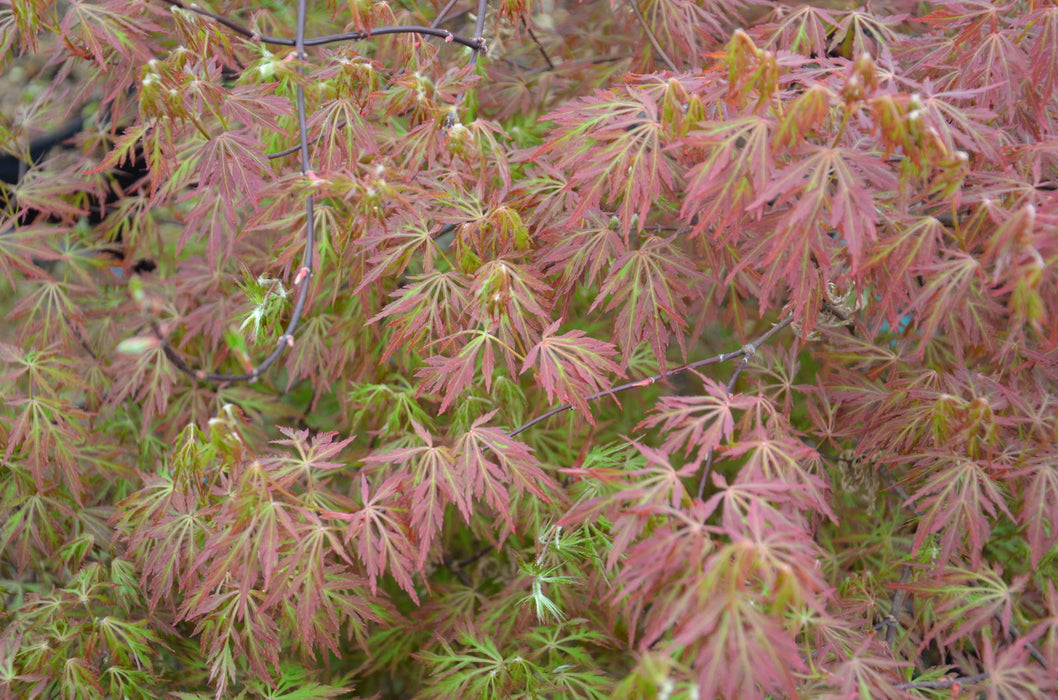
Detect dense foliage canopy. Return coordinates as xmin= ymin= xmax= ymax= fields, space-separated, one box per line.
xmin=2 ymin=0 xmax=1057 ymax=697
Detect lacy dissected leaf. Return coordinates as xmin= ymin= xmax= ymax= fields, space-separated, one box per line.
xmin=521 ymin=320 xmax=622 ymax=419
xmin=911 ymin=88 xmax=1007 ymax=163
xmin=722 ymin=428 xmax=833 ymax=517
xmin=680 ymin=114 xmax=776 ymax=238
xmin=637 ymin=376 xmax=761 ymax=463
xmin=905 ymin=249 xmax=1004 ymax=357
xmin=591 ymin=234 xmax=700 ymax=367
xmin=903 ymin=452 xmax=1013 ymax=565
xmin=0 ymin=222 xmax=62 ymax=286
xmin=865 ymin=214 xmax=946 ymax=331
xmin=182 ymin=130 xmax=270 ymax=263
xmin=417 ymin=633 xmax=521 ymax=699
xmin=455 ymin=411 xmax=559 ymax=531
xmin=119 ymin=477 xmax=211 ymax=612
xmin=261 ymin=515 xmax=385 ymax=657
xmin=828 ymin=8 xmax=905 ymax=59
xmin=1027 ymin=7 xmax=1058 ymax=117
xmin=59 ymin=0 xmax=158 ymax=66
xmin=364 ymin=421 xmax=462 ymax=560
xmin=979 ymin=634 xmax=1052 ymax=699
xmin=816 ymin=635 xmax=910 ymax=699
xmin=751 ymin=145 xmax=895 ymax=274
xmin=371 ymin=270 xmax=471 ymax=360
xmin=938 ymin=10 xmax=1028 ymax=123
xmin=11 ymin=165 xmax=95 ymax=222
xmin=641 ymin=0 xmax=745 ymax=57
xmin=4 ymin=394 xmax=89 ymax=498
xmin=537 ymin=212 xmax=627 ymax=298
xmin=336 ymin=474 xmax=420 ymax=602
xmin=758 ymin=5 xmax=837 ymax=57
xmin=355 ymin=217 xmax=444 ymax=293
xmin=906 ymin=566 xmax=1025 ymax=651
xmin=1016 ymin=456 xmax=1058 ymax=567
xmin=533 ymin=89 xmax=677 ymax=235
xmin=415 ymin=329 xmax=502 ymax=414
xmin=269 ymin=427 xmax=356 ymax=487
xmin=469 ymin=259 xmax=551 ymax=351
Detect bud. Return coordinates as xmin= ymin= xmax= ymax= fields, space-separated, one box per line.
xmin=116 ymin=336 xmax=159 ymax=355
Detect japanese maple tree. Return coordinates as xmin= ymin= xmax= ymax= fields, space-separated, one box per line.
xmin=1 ymin=0 xmax=1057 ymax=698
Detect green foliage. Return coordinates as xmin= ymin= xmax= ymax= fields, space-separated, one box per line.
xmin=2 ymin=0 xmax=1058 ymax=698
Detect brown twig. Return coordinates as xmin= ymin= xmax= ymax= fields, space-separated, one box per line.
xmin=624 ymin=0 xmax=677 ymax=72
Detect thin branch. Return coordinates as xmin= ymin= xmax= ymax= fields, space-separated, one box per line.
xmin=150 ymin=0 xmax=492 ymax=384
xmin=510 ymin=315 xmax=793 ymax=438
xmin=692 ymin=315 xmax=794 ymax=498
xmin=895 ymin=672 xmax=988 ymax=690
xmin=468 ymin=0 xmax=489 ymax=68
xmin=157 ymin=0 xmax=487 ymax=52
xmin=430 ymin=0 xmax=462 ymax=29
xmin=521 ymin=52 xmax=632 ymax=79
xmin=625 ymin=0 xmax=677 ymax=72
xmin=154 ymin=0 xmax=318 ymax=383
xmin=525 ymin=22 xmax=554 ymax=70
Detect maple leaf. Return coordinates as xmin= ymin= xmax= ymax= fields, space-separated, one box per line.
xmin=454 ymin=411 xmax=559 ymax=532
xmin=532 ymin=89 xmax=678 ymax=236
xmin=1027 ymin=7 xmax=1058 ymax=120
xmin=749 ymin=144 xmax=896 ymax=274
xmin=355 ymin=217 xmax=444 ymax=293
xmin=521 ymin=320 xmax=622 ymax=419
xmin=1014 ymin=456 xmax=1058 ymax=568
xmin=903 ymin=451 xmax=1014 ymax=566
xmin=182 ymin=130 xmax=269 ymax=265
xmin=757 ymin=5 xmax=836 ymax=56
xmin=0 ymin=221 xmax=61 ymax=286
xmin=979 ymin=635 xmax=1052 ymax=700
xmin=722 ymin=428 xmax=834 ymax=518
xmin=865 ymin=214 xmax=945 ymax=333
xmin=536 ymin=212 xmax=627 ymax=299
xmin=700 ymin=598 xmax=805 ymax=698
xmin=908 ymin=566 xmax=1025 ymax=652
xmin=469 ymin=259 xmax=551 ymax=352
xmin=371 ymin=271 xmax=472 ymax=361
xmin=680 ymin=114 xmax=776 ymax=239
xmin=59 ymin=0 xmax=156 ymax=67
xmin=336 ymin=474 xmax=420 ymax=602
xmin=415 ymin=329 xmax=503 ymax=414
xmin=637 ymin=376 xmax=760 ymax=464
xmin=269 ymin=427 xmax=356 ymax=487
xmin=905 ymin=250 xmax=1004 ymax=357
xmin=818 ymin=635 xmax=911 ymax=699
xmin=364 ymin=421 xmax=461 ymax=562
xmin=591 ymin=234 xmax=701 ymax=368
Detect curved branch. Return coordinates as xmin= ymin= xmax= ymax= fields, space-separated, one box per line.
xmin=157 ymin=0 xmax=487 ymax=52
xmin=153 ymin=0 xmax=318 ymax=384
xmin=509 ymin=315 xmax=793 ymax=438
xmin=625 ymin=0 xmax=677 ymax=72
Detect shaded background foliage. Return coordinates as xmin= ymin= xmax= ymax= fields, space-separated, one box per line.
xmin=2 ymin=0 xmax=1058 ymax=698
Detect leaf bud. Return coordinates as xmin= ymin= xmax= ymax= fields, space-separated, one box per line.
xmin=852 ymin=52 xmax=878 ymax=94
xmin=445 ymin=122 xmax=471 ymax=156
xmin=842 ymin=73 xmax=864 ymax=103
xmin=116 ymin=336 xmax=159 ymax=355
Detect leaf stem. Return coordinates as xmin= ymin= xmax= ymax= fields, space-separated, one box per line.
xmin=625 ymin=0 xmax=678 ymax=72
